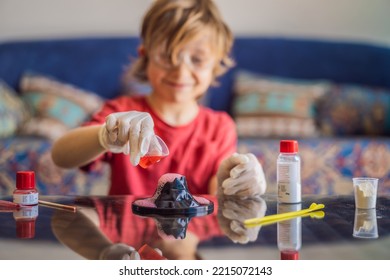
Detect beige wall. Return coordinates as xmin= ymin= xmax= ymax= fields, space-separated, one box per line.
xmin=1 ymin=0 xmax=389 ymax=46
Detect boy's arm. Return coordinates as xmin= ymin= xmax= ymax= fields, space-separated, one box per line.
xmin=51 ymin=125 xmax=105 ymax=169
xmin=51 ymin=110 xmax=155 ymax=169
xmin=208 ymin=175 xmax=218 ymax=195
xmin=51 ymin=206 xmax=141 ymax=260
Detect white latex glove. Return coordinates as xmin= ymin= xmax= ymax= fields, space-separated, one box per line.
xmin=217 ymin=153 xmax=266 ymax=198
xmin=218 ymin=195 xmax=267 ymax=244
xmin=98 ymin=111 xmax=154 ymax=165
xmin=99 ymin=243 xmax=140 ymax=260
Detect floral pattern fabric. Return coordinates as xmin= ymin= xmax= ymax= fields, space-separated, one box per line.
xmin=238 ymin=137 xmax=390 ymax=196
xmin=1 ymin=137 xmax=389 ymax=196
xmin=0 ymin=137 xmax=109 ymax=195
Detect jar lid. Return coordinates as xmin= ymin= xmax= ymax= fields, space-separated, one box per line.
xmin=281 ymin=250 xmax=299 ymax=260
xmin=16 ymin=220 xmax=36 ymax=239
xmin=16 ymin=171 xmax=35 ymax=190
xmin=280 ymin=140 xmax=299 ymax=153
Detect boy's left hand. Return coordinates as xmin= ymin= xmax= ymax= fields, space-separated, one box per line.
xmin=217 ymin=153 xmax=266 ymax=198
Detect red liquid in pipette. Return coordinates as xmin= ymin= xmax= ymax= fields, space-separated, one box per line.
xmin=139 ymin=155 xmax=166 ymax=168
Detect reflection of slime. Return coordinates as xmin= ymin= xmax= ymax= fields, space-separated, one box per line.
xmin=153 ymin=216 xmax=191 ymax=239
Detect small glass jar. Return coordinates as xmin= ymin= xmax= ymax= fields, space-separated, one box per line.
xmin=13 ymin=171 xmax=39 ymax=206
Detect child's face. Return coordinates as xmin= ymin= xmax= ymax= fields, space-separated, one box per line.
xmin=146 ymin=30 xmax=217 ymax=104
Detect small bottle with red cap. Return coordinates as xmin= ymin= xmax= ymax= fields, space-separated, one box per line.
xmin=277 ymin=140 xmax=301 ymax=203
xmin=12 ymin=171 xmax=39 ymax=239
xmin=13 ymin=171 xmax=39 ymax=206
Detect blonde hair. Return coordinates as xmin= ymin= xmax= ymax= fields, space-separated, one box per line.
xmin=128 ymin=0 xmax=234 ymax=84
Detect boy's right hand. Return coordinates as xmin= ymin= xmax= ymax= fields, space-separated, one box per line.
xmin=98 ymin=111 xmax=155 ymax=166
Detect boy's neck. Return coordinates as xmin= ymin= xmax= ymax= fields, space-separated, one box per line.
xmin=146 ymin=95 xmax=199 ymax=126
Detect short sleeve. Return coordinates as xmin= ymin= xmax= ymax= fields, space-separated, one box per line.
xmin=211 ymin=112 xmax=237 ymax=175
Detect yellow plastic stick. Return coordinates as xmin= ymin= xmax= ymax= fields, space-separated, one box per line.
xmin=244 ymin=202 xmax=325 ymax=227
xmin=245 ymin=210 xmax=325 ymax=228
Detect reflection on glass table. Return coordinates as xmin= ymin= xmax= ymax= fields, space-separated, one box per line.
xmin=0 ymin=194 xmax=389 ymax=260
xmin=50 ymin=192 xmax=265 ymax=260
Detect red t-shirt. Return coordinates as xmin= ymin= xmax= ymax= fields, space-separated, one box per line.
xmin=82 ymin=96 xmax=237 ymax=195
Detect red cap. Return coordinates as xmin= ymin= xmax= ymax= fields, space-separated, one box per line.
xmin=280 ymin=140 xmax=299 ymax=153
xmin=281 ymin=250 xmax=299 ymax=260
xmin=16 ymin=171 xmax=35 ymax=190
xmin=16 ymin=220 xmax=36 ymax=239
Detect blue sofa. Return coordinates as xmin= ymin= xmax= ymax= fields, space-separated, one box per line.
xmin=1 ymin=36 xmax=390 ymax=196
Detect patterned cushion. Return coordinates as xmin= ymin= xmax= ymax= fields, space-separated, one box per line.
xmin=237 ymin=138 xmax=390 ymax=196
xmin=0 ymin=81 xmax=30 ymax=138
xmin=235 ymin=116 xmax=317 ymax=138
xmin=316 ymin=84 xmax=390 ymax=136
xmin=19 ymin=73 xmax=104 ymax=140
xmin=0 ymin=137 xmax=110 ymax=196
xmin=232 ymin=70 xmax=329 ymax=137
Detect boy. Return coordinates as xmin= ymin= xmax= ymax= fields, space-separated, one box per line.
xmin=51 ymin=0 xmax=266 ymax=197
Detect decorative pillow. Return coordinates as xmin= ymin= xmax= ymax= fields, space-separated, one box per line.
xmin=316 ymin=84 xmax=390 ymax=136
xmin=0 ymin=81 xmax=30 ymax=138
xmin=235 ymin=116 xmax=318 ymax=138
xmin=232 ymin=70 xmax=329 ymax=137
xmin=19 ymin=73 xmax=104 ymax=140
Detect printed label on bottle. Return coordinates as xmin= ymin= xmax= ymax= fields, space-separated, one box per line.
xmin=13 ymin=193 xmax=39 ymax=205
xmin=277 ymin=162 xmax=301 ymax=203
xmin=277 ymin=203 xmax=302 ymax=252
xmin=13 ymin=205 xmax=39 ymax=219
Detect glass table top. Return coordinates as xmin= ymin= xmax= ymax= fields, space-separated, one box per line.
xmin=0 ymin=194 xmax=389 ymax=260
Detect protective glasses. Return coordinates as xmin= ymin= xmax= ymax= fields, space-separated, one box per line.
xmin=151 ymin=50 xmax=215 ymax=72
